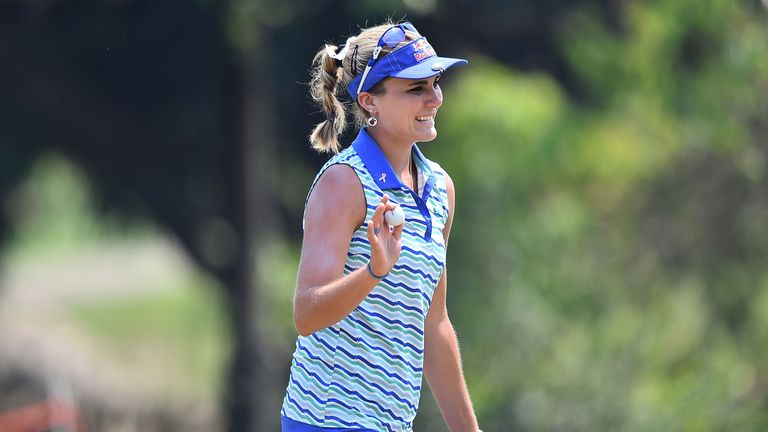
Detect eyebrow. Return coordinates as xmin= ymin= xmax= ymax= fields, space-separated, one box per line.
xmin=407 ymin=80 xmax=429 ymax=87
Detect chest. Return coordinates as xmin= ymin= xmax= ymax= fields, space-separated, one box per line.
xmin=349 ymin=187 xmax=448 ymax=277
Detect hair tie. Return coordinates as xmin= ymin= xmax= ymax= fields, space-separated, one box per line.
xmin=325 ymin=111 xmax=335 ymax=123
xmin=324 ymin=45 xmax=342 ymax=65
xmin=325 ymin=36 xmax=357 ymax=62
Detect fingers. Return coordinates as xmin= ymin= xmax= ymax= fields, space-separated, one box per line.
xmin=380 ymin=194 xmax=399 ymax=213
xmin=369 ymin=194 xmax=408 ymax=242
xmin=392 ymin=220 xmax=404 ymax=240
xmin=370 ymin=194 xmax=396 ymax=234
xmin=366 ymin=219 xmax=378 ymax=243
xmin=382 ymin=194 xmax=398 ymax=213
xmin=370 ymin=199 xmax=385 ymax=232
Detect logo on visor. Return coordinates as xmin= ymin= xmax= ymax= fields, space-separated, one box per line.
xmin=379 ymin=173 xmax=387 ymax=183
xmin=412 ymin=39 xmax=436 ymax=62
xmin=431 ymin=62 xmax=445 ymax=72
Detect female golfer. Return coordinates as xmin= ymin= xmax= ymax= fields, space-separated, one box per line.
xmin=281 ymin=21 xmax=480 ymax=432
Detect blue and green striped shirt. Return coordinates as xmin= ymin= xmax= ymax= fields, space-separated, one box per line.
xmin=281 ymin=128 xmax=450 ymax=431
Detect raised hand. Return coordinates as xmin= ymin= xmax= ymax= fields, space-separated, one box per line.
xmin=366 ymin=194 xmax=405 ymax=278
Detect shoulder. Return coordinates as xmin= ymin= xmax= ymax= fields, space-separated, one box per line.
xmin=441 ymin=168 xmax=455 ymax=195
xmin=425 ymin=159 xmax=449 ymax=183
xmin=325 ymin=145 xmax=364 ymax=169
xmin=313 ymin=163 xmax=362 ymax=195
xmin=308 ymin=145 xmax=366 ymax=197
xmin=429 ymin=161 xmax=455 ymax=222
xmin=433 ymin=166 xmax=456 ymax=239
xmin=442 ymin=169 xmax=455 ymax=214
xmin=305 ymin=162 xmax=366 ymax=229
xmin=426 ymin=161 xmax=454 ymax=202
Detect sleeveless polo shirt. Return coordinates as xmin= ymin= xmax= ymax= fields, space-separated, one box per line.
xmin=281 ymin=129 xmax=450 ymax=431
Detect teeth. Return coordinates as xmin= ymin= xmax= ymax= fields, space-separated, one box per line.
xmin=416 ymin=116 xmax=433 ymax=121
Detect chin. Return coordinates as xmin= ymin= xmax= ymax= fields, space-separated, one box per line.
xmin=414 ymin=129 xmax=438 ymax=143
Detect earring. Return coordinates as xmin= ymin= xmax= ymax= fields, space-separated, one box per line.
xmin=367 ymin=113 xmax=378 ymax=127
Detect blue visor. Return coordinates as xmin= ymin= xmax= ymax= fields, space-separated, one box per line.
xmin=346 ymin=37 xmax=468 ymax=100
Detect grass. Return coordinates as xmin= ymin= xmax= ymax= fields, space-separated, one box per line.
xmin=65 ymin=272 xmax=231 ymax=403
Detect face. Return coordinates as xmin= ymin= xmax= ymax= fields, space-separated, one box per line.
xmin=363 ymin=75 xmax=444 ymax=145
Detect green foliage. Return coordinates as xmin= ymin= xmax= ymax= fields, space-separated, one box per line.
xmin=2 ymin=154 xmax=153 ymax=262
xmin=2 ymin=153 xmax=229 ymax=404
xmin=419 ymin=1 xmax=768 ymax=430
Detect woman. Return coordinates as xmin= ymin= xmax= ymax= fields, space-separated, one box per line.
xmin=282 ymin=21 xmax=480 ymax=432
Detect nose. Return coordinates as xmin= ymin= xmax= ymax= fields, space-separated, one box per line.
xmin=425 ymin=85 xmax=443 ymax=108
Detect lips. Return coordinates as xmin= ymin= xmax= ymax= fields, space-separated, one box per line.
xmin=415 ymin=115 xmax=434 ymax=122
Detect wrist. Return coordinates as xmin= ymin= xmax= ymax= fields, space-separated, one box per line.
xmin=366 ymin=261 xmax=388 ymax=280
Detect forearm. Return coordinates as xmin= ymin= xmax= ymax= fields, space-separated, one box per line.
xmin=294 ymin=266 xmax=380 ymax=336
xmin=424 ymin=318 xmax=479 ymax=432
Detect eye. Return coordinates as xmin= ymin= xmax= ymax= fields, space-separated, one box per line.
xmin=433 ymin=76 xmax=441 ymax=87
xmin=408 ymin=86 xmax=424 ymax=93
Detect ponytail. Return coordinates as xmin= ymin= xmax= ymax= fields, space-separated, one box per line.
xmin=309 ymin=46 xmax=347 ymax=153
xmin=307 ymin=22 xmax=411 ymax=153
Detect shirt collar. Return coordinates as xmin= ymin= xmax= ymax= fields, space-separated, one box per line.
xmin=351 ymin=128 xmax=435 ymax=193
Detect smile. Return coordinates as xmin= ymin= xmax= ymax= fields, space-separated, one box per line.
xmin=415 ymin=116 xmax=433 ymax=122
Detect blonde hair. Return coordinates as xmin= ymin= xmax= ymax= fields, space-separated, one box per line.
xmin=308 ymin=21 xmax=419 ymax=153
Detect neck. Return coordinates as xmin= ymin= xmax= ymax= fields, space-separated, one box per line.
xmin=367 ymin=127 xmax=414 ymax=175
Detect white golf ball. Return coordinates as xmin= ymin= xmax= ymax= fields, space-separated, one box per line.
xmin=384 ymin=205 xmax=405 ymax=226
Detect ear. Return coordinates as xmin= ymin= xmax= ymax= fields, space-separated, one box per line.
xmin=357 ymin=92 xmax=376 ymax=114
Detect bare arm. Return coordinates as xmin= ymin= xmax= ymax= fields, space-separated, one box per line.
xmin=423 ymin=172 xmax=480 ymax=431
xmin=293 ymin=164 xmax=403 ymax=336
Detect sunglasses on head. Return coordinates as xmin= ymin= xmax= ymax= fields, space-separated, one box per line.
xmin=356 ymin=22 xmax=421 ymax=96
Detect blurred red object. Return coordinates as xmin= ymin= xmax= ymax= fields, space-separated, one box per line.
xmin=0 ymin=398 xmax=85 ymax=432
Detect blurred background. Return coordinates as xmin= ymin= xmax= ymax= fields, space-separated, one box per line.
xmin=1 ymin=0 xmax=767 ymax=431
